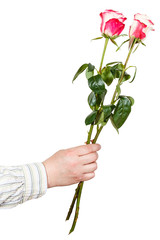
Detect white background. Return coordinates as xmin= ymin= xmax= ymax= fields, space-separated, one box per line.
xmin=0 ymin=0 xmax=159 ymax=239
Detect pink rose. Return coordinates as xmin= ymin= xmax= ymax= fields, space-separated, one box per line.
xmin=129 ymin=13 xmax=154 ymax=40
xmin=100 ymin=9 xmax=127 ymax=37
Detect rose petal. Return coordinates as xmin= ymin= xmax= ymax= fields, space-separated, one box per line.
xmin=129 ymin=19 xmax=147 ymax=40
xmin=134 ymin=13 xmax=154 ymax=27
xmin=104 ymin=18 xmax=125 ymax=36
xmin=100 ymin=9 xmax=126 ymax=34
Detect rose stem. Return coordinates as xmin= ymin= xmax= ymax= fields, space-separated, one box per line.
xmin=67 ymin=37 xmax=110 ymax=233
xmin=92 ymin=38 xmax=137 ymax=142
xmin=68 ymin=181 xmax=84 ymax=234
xmin=110 ymin=38 xmax=137 ymax=104
xmin=66 ymin=124 xmax=94 ymax=232
xmin=65 ymin=183 xmax=80 ymax=221
xmin=99 ymin=37 xmax=109 ymax=73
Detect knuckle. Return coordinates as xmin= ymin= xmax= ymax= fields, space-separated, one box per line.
xmin=73 ymin=173 xmax=83 ymax=182
xmin=65 ymin=149 xmax=75 ymax=158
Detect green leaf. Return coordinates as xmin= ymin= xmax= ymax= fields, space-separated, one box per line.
xmin=86 ymin=68 xmax=94 ymax=80
xmin=101 ymin=66 xmax=114 ymax=86
xmin=88 ymin=63 xmax=95 ymax=72
xmin=111 ymin=63 xmax=124 ymax=79
xmin=122 ymin=72 xmax=131 ymax=82
xmin=125 ymin=66 xmax=137 ymax=83
xmin=127 ymin=96 xmax=134 ymax=106
xmin=88 ymin=90 xmax=107 ymax=110
xmin=85 ymin=110 xmax=97 ymax=125
xmin=88 ymin=74 xmax=106 ymax=94
xmin=88 ymin=92 xmax=97 ymax=110
xmin=110 ymin=114 xmax=119 ymax=134
xmin=102 ymin=105 xmax=115 ymax=121
xmin=106 ymin=61 xmax=123 ymax=66
xmin=130 ymin=67 xmax=137 ymax=83
xmin=106 ymin=62 xmax=122 ymax=66
xmin=112 ymin=96 xmax=132 ymax=128
xmin=72 ymin=63 xmax=88 ymax=83
xmin=95 ymin=111 xmax=104 ymax=125
xmin=85 ymin=63 xmax=95 ymax=80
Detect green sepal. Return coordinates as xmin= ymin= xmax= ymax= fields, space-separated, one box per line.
xmin=110 ymin=38 xmax=118 ymax=47
xmin=92 ymin=36 xmax=103 ymax=41
xmin=88 ymin=74 xmax=106 ymax=94
xmin=85 ymin=110 xmax=97 ymax=125
xmin=72 ymin=63 xmax=88 ymax=83
xmin=112 ymin=34 xmax=128 ymax=39
xmin=101 ymin=34 xmax=109 ymax=39
xmin=112 ymin=96 xmax=132 ymax=129
xmin=116 ymin=39 xmax=130 ymax=51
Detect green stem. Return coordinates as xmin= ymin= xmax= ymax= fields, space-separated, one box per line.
xmin=92 ymin=125 xmax=103 ymax=144
xmin=69 ymin=182 xmax=84 ymax=234
xmin=67 ymin=124 xmax=94 ymax=234
xmin=65 ymin=183 xmax=80 ymax=221
xmin=110 ymin=38 xmax=137 ymax=105
xmin=99 ymin=37 xmax=109 ymax=73
xmin=86 ymin=124 xmax=94 ymax=144
xmin=67 ymin=37 xmax=109 ymax=235
xmin=92 ymin=39 xmax=137 ymax=146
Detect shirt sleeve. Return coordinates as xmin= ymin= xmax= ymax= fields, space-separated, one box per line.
xmin=0 ymin=162 xmax=48 ymax=209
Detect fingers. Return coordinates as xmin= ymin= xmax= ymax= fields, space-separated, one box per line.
xmin=79 ymin=152 xmax=98 ymax=165
xmin=83 ymin=172 xmax=95 ymax=181
xmin=69 ymin=144 xmax=101 ymax=156
xmin=82 ymin=162 xmax=97 ymax=174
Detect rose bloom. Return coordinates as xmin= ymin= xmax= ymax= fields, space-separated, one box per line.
xmin=129 ymin=13 xmax=154 ymax=40
xmin=100 ymin=9 xmax=127 ymax=37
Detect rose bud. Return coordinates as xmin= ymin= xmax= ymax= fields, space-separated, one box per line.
xmin=129 ymin=13 xmax=154 ymax=40
xmin=100 ymin=9 xmax=127 ymax=37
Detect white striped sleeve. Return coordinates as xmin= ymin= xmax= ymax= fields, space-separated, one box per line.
xmin=0 ymin=162 xmax=47 ymax=209
xmin=21 ymin=162 xmax=47 ymax=203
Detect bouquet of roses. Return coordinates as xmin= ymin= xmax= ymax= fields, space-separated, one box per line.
xmin=66 ymin=9 xmax=154 ymax=234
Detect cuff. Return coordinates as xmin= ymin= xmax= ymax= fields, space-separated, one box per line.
xmin=21 ymin=162 xmax=47 ymax=203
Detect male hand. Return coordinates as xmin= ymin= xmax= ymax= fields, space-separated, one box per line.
xmin=42 ymin=144 xmax=101 ymax=188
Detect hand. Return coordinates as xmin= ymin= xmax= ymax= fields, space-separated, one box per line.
xmin=42 ymin=144 xmax=101 ymax=188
